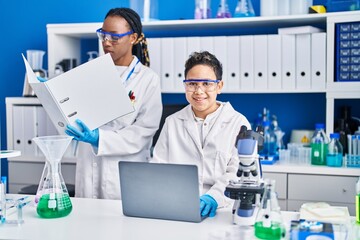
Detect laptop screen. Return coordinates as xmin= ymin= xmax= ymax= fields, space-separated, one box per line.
xmin=119 ymin=162 xmax=203 ymax=222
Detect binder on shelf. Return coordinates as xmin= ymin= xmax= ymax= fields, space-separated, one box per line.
xmin=295 ymin=33 xmax=311 ymax=90
xmin=213 ymin=36 xmax=228 ymax=91
xmin=281 ymin=34 xmax=296 ymax=90
xmin=226 ymin=36 xmax=241 ymax=91
xmin=254 ymin=35 xmax=268 ymax=90
xmin=267 ymin=34 xmax=282 ymax=90
xmin=240 ymin=35 xmax=254 ymax=90
xmin=311 ymin=32 xmax=327 ymax=90
xmin=35 ymin=106 xmax=57 ymax=137
xmin=12 ymin=106 xmax=24 ymax=154
xmin=200 ymin=36 xmax=214 ymax=53
xmin=160 ymin=38 xmax=175 ymax=92
xmin=23 ymin=53 xmax=134 ymax=134
xmin=174 ymin=37 xmax=187 ymax=92
xmin=23 ymin=106 xmax=38 ymax=156
xmin=186 ymin=37 xmax=201 ymax=56
xmin=147 ymin=38 xmax=162 ymax=78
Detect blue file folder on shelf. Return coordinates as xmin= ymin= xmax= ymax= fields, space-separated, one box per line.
xmin=23 ymin=53 xmax=135 ymax=134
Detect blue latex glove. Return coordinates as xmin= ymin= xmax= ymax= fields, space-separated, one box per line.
xmin=65 ymin=119 xmax=99 ymax=147
xmin=200 ymin=194 xmax=218 ymax=217
xmin=37 ymin=76 xmax=48 ymax=82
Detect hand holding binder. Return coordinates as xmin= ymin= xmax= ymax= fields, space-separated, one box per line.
xmin=22 ymin=53 xmax=134 ymax=134
xmin=65 ymin=119 xmax=99 ymax=147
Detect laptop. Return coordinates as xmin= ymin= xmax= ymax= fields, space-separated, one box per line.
xmin=118 ymin=161 xmax=204 ymax=223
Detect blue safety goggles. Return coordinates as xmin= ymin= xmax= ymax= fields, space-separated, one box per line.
xmin=96 ymin=28 xmax=133 ymax=43
xmin=183 ymin=79 xmax=221 ymax=92
xmin=183 ymin=79 xmax=221 ymax=83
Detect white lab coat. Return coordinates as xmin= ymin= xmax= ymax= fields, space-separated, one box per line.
xmin=152 ymin=102 xmax=250 ymax=208
xmin=75 ymin=56 xmax=162 ymax=199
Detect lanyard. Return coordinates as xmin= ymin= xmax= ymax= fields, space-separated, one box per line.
xmin=125 ymin=59 xmax=140 ymax=83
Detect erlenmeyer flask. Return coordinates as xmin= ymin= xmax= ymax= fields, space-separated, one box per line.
xmin=33 ymin=135 xmax=73 ymax=218
xmin=234 ymin=0 xmax=255 ymax=17
xmin=254 ymin=180 xmax=286 ymax=239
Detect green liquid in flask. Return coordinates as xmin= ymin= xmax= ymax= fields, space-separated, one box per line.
xmin=254 ymin=221 xmax=285 ymax=239
xmin=37 ymin=193 xmax=72 ymax=218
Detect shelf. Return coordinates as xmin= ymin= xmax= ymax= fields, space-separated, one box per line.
xmin=162 ymin=89 xmax=326 ymax=94
xmin=0 ymin=150 xmax=21 ymax=159
xmin=5 ymin=97 xmax=40 ymax=105
xmin=326 ymin=81 xmax=360 ymax=99
xmin=7 ymin=156 xmax=76 ymax=164
xmin=46 ymin=11 xmax=360 ymax=38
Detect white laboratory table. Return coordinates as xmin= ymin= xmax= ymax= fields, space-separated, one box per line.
xmin=0 ymin=195 xmax=358 ymax=240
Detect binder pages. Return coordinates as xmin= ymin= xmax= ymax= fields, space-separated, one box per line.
xmin=22 ymin=53 xmax=134 ymax=134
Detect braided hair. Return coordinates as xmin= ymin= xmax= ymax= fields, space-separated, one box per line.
xmin=105 ymin=8 xmax=150 ymax=67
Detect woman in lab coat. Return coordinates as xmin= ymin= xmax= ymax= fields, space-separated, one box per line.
xmin=66 ymin=8 xmax=162 ymax=199
xmin=152 ymin=51 xmax=250 ymax=217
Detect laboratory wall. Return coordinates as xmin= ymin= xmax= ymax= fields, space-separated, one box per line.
xmin=0 ymin=0 xmax=358 ymax=177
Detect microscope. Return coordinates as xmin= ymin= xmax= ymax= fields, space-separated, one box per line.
xmin=224 ymin=125 xmax=265 ymax=226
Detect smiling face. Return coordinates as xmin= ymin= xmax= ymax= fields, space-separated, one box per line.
xmin=185 ymin=64 xmax=223 ymax=119
xmin=101 ymin=16 xmax=137 ymax=66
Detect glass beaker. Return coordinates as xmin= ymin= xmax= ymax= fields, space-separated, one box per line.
xmin=33 ymin=135 xmax=73 ymax=218
xmin=26 ymin=50 xmax=47 ymax=78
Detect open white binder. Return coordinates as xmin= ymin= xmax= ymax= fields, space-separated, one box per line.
xmin=22 ymin=53 xmax=134 ymax=134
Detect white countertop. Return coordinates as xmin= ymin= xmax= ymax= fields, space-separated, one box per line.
xmin=262 ymin=162 xmax=360 ymax=177
xmin=1 ymin=195 xmax=358 ymax=240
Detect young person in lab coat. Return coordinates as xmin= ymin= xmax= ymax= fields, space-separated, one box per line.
xmin=152 ymin=51 xmax=251 ymax=217
xmin=65 ymin=8 xmax=162 ymax=199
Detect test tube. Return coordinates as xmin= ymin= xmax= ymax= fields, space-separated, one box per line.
xmin=0 ymin=182 xmax=6 ymax=223
xmin=352 ymin=135 xmax=357 ymax=156
xmin=16 ymin=201 xmax=24 ymax=225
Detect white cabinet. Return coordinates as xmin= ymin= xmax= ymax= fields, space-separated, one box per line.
xmin=6 ymin=97 xmax=76 ymax=193
xmin=262 ymin=164 xmax=359 ymax=216
xmin=287 ymin=174 xmax=357 ymax=214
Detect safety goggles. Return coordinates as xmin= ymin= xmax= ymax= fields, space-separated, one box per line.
xmin=96 ymin=28 xmax=133 ymax=44
xmin=183 ymin=79 xmax=220 ymax=92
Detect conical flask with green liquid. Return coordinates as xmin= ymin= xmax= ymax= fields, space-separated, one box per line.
xmin=33 ymin=135 xmax=73 ymax=218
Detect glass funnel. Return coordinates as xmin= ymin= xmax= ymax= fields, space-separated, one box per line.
xmin=33 ymin=135 xmax=73 ymax=218
xmin=254 ymin=180 xmax=286 ymax=239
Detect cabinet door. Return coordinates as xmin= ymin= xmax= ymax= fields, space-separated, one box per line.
xmin=262 ymin=172 xmax=287 ymax=200
xmin=262 ymin=172 xmax=288 ymax=211
xmin=288 ymin=174 xmax=357 ymax=204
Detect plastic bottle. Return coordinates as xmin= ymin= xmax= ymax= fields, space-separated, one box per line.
xmin=355 ymin=126 xmax=360 ymax=135
xmin=260 ymin=121 xmax=277 ymax=157
xmin=326 ymin=133 xmax=343 ymax=167
xmin=356 ymin=177 xmax=360 ymax=223
xmin=335 ymin=119 xmax=352 ymax=155
xmin=271 ymin=116 xmax=285 ymax=153
xmin=311 ymin=123 xmax=329 ymax=165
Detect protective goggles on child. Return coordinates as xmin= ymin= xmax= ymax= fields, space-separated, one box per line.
xmin=183 ymin=79 xmax=221 ymax=92
xmin=96 ymin=28 xmax=133 ymax=43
